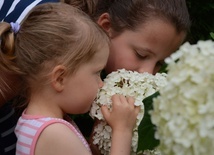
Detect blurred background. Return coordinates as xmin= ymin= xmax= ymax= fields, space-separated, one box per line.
xmin=186 ymin=0 xmax=214 ymax=43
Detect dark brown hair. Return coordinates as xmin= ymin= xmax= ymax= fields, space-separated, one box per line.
xmin=66 ymin=0 xmax=191 ymax=36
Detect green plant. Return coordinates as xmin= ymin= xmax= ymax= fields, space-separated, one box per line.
xmin=186 ymin=0 xmax=214 ymax=43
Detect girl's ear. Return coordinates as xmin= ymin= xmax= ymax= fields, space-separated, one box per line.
xmin=51 ymin=65 xmax=66 ymax=92
xmin=97 ymin=13 xmax=113 ymax=37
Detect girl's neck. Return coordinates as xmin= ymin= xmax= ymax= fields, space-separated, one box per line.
xmin=26 ymin=96 xmax=64 ymax=119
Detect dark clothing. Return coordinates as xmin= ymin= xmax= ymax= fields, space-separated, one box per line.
xmin=0 ymin=0 xmax=59 ymax=23
xmin=0 ymin=103 xmax=18 ymax=155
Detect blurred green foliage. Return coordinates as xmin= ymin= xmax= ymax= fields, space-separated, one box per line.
xmin=186 ymin=0 xmax=214 ymax=43
xmin=137 ymin=92 xmax=160 ymax=153
xmin=211 ymin=32 xmax=214 ymax=39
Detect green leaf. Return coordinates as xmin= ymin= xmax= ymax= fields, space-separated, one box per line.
xmin=210 ymin=32 xmax=214 ymax=39
xmin=137 ymin=92 xmax=160 ymax=153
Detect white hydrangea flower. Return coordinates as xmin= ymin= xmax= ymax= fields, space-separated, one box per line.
xmin=150 ymin=40 xmax=214 ymax=155
xmin=90 ymin=69 xmax=167 ymax=155
xmin=138 ymin=149 xmax=162 ymax=155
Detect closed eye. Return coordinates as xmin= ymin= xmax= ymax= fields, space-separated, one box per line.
xmin=135 ymin=50 xmax=148 ymax=59
xmin=97 ymin=70 xmax=102 ymax=76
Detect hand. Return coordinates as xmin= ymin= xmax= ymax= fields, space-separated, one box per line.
xmin=101 ymin=94 xmax=140 ymax=132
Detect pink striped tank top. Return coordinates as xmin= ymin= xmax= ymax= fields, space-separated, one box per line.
xmin=15 ymin=112 xmax=92 ymax=155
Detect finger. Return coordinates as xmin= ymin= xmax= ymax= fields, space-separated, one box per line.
xmin=126 ymin=96 xmax=140 ymax=115
xmin=118 ymin=95 xmax=128 ymax=105
xmin=126 ymin=96 xmax=135 ymax=105
xmin=101 ymin=105 xmax=110 ymax=121
xmin=111 ymin=94 xmax=123 ymax=108
xmin=135 ymin=105 xmax=141 ymax=114
xmin=111 ymin=94 xmax=120 ymax=103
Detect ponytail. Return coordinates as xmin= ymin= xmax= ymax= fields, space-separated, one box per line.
xmin=0 ymin=22 xmax=24 ymax=104
xmin=0 ymin=22 xmax=21 ymax=73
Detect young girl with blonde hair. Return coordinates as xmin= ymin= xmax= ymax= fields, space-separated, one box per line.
xmin=0 ymin=3 xmax=139 ymax=155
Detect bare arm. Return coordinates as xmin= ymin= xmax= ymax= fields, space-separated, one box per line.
xmin=101 ymin=94 xmax=140 ymax=155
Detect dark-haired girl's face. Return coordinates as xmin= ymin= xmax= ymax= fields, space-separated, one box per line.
xmin=105 ymin=19 xmax=185 ymax=75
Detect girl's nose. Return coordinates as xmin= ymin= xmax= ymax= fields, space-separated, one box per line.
xmin=138 ymin=66 xmax=155 ymax=75
xmin=99 ymin=79 xmax=104 ymax=88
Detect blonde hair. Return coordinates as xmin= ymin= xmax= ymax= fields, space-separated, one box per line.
xmin=0 ymin=3 xmax=109 ymax=100
xmin=0 ymin=23 xmax=21 ymax=73
xmin=0 ymin=22 xmax=23 ymax=101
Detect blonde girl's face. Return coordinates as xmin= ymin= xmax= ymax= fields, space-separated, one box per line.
xmin=61 ymin=44 xmax=109 ymax=114
xmin=105 ymin=19 xmax=186 ymax=75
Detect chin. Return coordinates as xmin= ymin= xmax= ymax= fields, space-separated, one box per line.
xmin=78 ymin=109 xmax=90 ymax=114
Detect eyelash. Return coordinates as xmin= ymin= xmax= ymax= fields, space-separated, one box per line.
xmin=135 ymin=50 xmax=147 ymax=59
xmin=135 ymin=50 xmax=165 ymax=68
xmin=97 ymin=70 xmax=101 ymax=75
xmin=97 ymin=70 xmax=103 ymax=76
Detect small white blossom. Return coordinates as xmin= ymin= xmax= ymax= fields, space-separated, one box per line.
xmin=90 ymin=69 xmax=167 ymax=155
xmin=136 ymin=149 xmax=162 ymax=155
xmin=150 ymin=40 xmax=214 ymax=155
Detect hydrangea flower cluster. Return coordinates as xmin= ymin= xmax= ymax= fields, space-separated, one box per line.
xmin=89 ymin=69 xmax=167 ymax=155
xmin=150 ymin=40 xmax=214 ymax=155
xmin=139 ymin=149 xmax=161 ymax=155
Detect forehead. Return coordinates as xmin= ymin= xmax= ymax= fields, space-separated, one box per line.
xmin=89 ymin=43 xmax=109 ymax=64
xmin=125 ymin=19 xmax=185 ymax=57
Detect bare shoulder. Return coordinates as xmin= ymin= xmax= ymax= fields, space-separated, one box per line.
xmin=35 ymin=123 xmax=91 ymax=155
